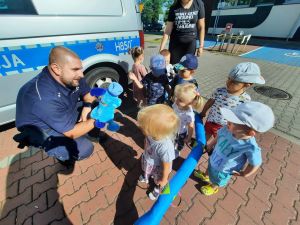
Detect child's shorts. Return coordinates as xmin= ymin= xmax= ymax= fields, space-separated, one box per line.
xmin=205 ymin=121 xmax=223 ymax=137
xmin=208 ymin=163 xmax=231 ymax=187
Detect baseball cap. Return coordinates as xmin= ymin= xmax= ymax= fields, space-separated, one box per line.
xmin=174 ymin=54 xmax=198 ymax=70
xmin=229 ymin=62 xmax=265 ymax=84
xmin=150 ymin=55 xmax=166 ymax=77
xmin=220 ymin=101 xmax=275 ymax=133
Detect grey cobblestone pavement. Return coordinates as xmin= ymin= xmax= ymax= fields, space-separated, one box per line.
xmin=144 ymin=35 xmax=300 ymax=144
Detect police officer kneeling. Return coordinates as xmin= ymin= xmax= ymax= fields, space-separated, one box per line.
xmin=15 ymin=46 xmax=97 ymax=165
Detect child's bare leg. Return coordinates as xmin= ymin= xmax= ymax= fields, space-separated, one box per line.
xmin=195 ymin=132 xmax=213 ymax=171
xmin=205 ymin=133 xmax=214 ymax=147
xmin=204 ymin=168 xmax=209 ymax=176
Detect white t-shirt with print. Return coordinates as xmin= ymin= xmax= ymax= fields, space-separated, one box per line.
xmin=173 ymin=103 xmax=195 ymax=134
xmin=207 ymin=87 xmax=251 ymax=126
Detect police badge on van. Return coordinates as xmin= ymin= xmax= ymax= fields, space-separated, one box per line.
xmin=96 ymin=42 xmax=104 ymax=52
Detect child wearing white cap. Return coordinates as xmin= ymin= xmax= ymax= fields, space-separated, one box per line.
xmin=196 ymin=101 xmax=275 ymax=196
xmin=194 ymin=62 xmax=265 ymax=179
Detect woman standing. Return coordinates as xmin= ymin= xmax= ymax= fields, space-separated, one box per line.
xmin=159 ymin=0 xmax=205 ymax=64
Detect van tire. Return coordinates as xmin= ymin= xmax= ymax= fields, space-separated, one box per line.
xmin=85 ymin=67 xmax=120 ymax=89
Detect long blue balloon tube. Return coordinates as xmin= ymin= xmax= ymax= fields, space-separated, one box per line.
xmin=135 ymin=114 xmax=206 ymax=225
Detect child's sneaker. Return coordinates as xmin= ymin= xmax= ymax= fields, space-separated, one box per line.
xmin=148 ymin=186 xmax=160 ymax=200
xmin=200 ymin=184 xmax=219 ymax=196
xmin=138 ymin=175 xmax=149 ymax=184
xmin=193 ymin=170 xmax=210 ymax=182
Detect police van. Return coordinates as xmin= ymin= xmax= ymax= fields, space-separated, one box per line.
xmin=0 ymin=0 xmax=144 ymax=125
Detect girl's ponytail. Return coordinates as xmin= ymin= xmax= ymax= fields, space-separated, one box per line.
xmin=192 ymin=92 xmax=204 ymax=113
xmin=130 ymin=46 xmax=144 ymax=60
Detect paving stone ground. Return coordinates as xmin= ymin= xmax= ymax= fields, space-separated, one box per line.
xmin=0 ymin=110 xmax=299 ymax=225
xmin=0 ymin=34 xmax=299 ymax=225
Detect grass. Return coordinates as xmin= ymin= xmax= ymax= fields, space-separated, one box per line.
xmin=144 ymin=33 xmax=163 ymax=43
xmin=145 ymin=37 xmax=162 ymax=44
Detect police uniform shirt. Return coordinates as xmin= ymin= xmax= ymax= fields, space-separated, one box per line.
xmin=16 ymin=67 xmax=90 ymax=134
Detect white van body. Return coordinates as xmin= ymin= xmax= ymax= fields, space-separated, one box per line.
xmin=0 ymin=0 xmax=144 ymax=125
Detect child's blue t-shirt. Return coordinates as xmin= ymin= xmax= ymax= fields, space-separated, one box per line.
xmin=171 ymin=74 xmax=199 ymax=92
xmin=209 ymin=127 xmax=262 ymax=174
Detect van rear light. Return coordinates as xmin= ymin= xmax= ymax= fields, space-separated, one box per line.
xmin=139 ymin=30 xmax=144 ymax=49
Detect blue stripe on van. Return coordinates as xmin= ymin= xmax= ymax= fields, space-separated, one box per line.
xmin=0 ymin=36 xmax=140 ymax=76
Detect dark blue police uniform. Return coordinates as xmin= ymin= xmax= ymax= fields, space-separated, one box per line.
xmin=16 ymin=67 xmax=94 ymax=161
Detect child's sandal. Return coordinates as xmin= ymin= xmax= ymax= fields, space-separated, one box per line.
xmin=200 ymin=184 xmax=219 ymax=196
xmin=193 ymin=170 xmax=210 ymax=182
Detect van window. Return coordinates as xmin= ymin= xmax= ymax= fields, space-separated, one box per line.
xmin=256 ymin=0 xmax=274 ymax=5
xmin=32 ymin=0 xmax=123 ymax=16
xmin=218 ymin=0 xmax=251 ymax=9
xmin=236 ymin=0 xmax=251 ymax=6
xmin=0 ymin=0 xmax=36 ymax=15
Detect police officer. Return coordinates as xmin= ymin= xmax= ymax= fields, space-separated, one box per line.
xmin=15 ymin=46 xmax=97 ymax=163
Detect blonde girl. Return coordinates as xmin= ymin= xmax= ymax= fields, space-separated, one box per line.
xmin=129 ymin=47 xmax=147 ymax=107
xmin=172 ymin=83 xmax=203 ymax=155
xmin=137 ymin=104 xmax=179 ymax=200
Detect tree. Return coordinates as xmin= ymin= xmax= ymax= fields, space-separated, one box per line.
xmin=141 ymin=0 xmax=164 ymax=24
xmin=163 ymin=0 xmax=175 ymax=21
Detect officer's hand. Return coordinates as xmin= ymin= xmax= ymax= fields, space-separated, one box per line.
xmin=79 ymin=107 xmax=92 ymax=122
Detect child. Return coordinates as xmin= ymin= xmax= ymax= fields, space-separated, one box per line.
xmin=172 ymin=53 xmax=199 ymax=91
xmin=130 ymin=47 xmax=148 ymax=107
xmin=172 ymin=83 xmax=204 ymax=155
xmin=196 ymin=101 xmax=275 ymax=196
xmin=160 ymin=49 xmax=175 ymax=82
xmin=137 ymin=104 xmax=179 ymax=200
xmin=129 ymin=55 xmax=169 ymax=105
xmin=160 ymin=49 xmax=175 ymax=104
xmin=200 ymin=62 xmax=265 ymax=143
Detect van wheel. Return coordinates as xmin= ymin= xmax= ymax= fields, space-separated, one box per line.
xmin=85 ymin=67 xmax=119 ymax=89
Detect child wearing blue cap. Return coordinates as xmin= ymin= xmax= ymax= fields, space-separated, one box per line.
xmin=129 ymin=55 xmax=169 ymax=106
xmin=196 ymin=101 xmax=275 ymax=196
xmin=171 ymin=53 xmax=199 ymax=90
